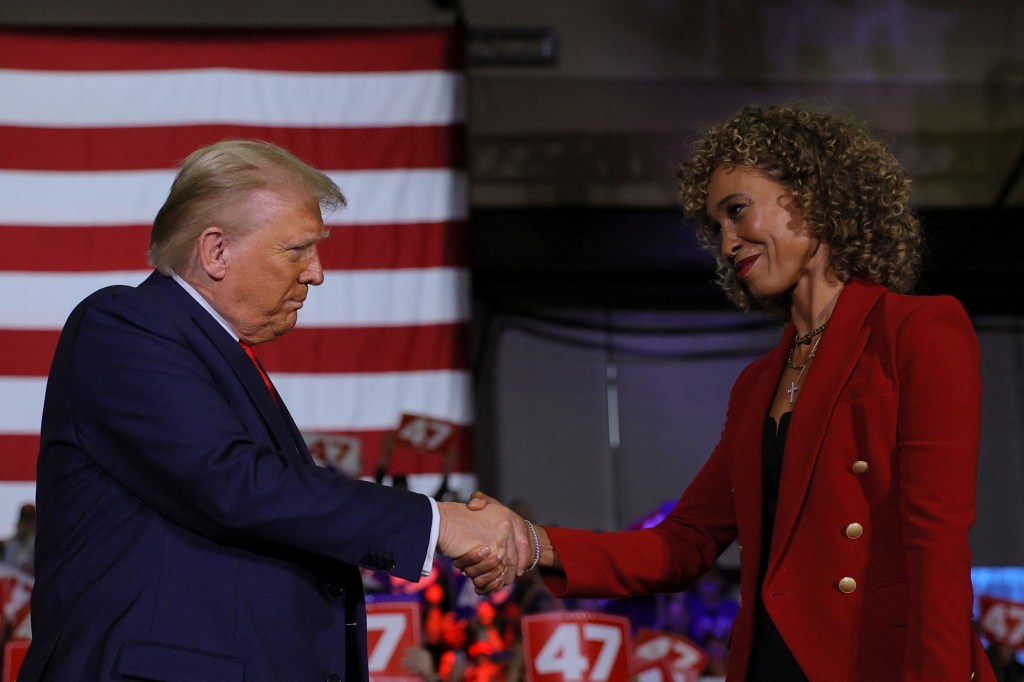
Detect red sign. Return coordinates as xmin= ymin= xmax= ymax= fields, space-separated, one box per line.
xmin=634 ymin=660 xmax=699 ymax=682
xmin=632 ymin=629 xmax=708 ymax=682
xmin=522 ymin=611 xmax=632 ymax=682
xmin=395 ymin=414 xmax=461 ymax=454
xmin=980 ymin=595 xmax=1024 ymax=649
xmin=3 ymin=640 xmax=29 ymax=682
xmin=367 ymin=601 xmax=423 ymax=682
xmin=306 ymin=433 xmax=363 ymax=477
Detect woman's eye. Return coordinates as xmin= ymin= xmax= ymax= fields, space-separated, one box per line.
xmin=727 ymin=202 xmax=747 ymax=218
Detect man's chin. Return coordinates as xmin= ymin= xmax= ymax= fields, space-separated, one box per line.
xmin=270 ymin=317 xmax=299 ymax=339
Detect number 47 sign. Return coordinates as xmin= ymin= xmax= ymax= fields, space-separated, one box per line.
xmin=367 ymin=601 xmax=422 ymax=682
xmin=522 ymin=612 xmax=632 ymax=682
xmin=979 ymin=595 xmax=1024 ymax=649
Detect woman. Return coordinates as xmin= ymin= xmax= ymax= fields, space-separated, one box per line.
xmin=462 ymin=104 xmax=994 ymax=681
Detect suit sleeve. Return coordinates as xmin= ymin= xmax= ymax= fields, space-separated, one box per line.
xmin=894 ymin=296 xmax=981 ymax=679
xmin=51 ymin=287 xmax=432 ymax=581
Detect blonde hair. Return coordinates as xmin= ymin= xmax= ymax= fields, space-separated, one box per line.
xmin=677 ymin=104 xmax=921 ymax=312
xmin=148 ymin=140 xmax=345 ymax=274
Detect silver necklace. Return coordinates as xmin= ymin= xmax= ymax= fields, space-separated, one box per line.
xmin=786 ymin=335 xmax=822 ymax=404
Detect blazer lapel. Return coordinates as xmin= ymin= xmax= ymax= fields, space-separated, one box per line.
xmin=766 ymin=279 xmax=885 ymax=576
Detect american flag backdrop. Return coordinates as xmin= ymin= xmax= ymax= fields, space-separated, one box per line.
xmin=0 ymin=28 xmax=473 ymax=531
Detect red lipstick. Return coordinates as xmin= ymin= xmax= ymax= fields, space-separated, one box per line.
xmin=734 ymin=254 xmax=759 ymax=279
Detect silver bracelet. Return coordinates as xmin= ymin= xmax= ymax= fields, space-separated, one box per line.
xmin=523 ymin=519 xmax=541 ymax=573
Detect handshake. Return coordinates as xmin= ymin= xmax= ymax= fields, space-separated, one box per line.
xmin=436 ymin=492 xmax=544 ymax=595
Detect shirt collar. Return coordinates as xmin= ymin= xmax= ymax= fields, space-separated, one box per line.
xmin=171 ymin=272 xmax=239 ymax=342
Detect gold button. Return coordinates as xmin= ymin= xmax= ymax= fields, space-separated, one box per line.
xmin=838 ymin=577 xmax=857 ymax=593
xmin=845 ymin=523 xmax=864 ymax=539
xmin=852 ymin=460 xmax=869 ymax=475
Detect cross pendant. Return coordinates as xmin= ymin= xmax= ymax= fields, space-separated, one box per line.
xmin=787 ymin=380 xmax=800 ymax=404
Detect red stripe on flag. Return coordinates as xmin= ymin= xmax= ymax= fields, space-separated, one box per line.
xmin=0 ymin=125 xmax=465 ymax=172
xmin=1 ymin=324 xmax=467 ymax=376
xmin=263 ymin=324 xmax=470 ymax=374
xmin=0 ymin=226 xmax=151 ymax=272
xmin=0 ymin=28 xmax=463 ymax=72
xmin=0 ymin=429 xmax=473 ymax=481
xmin=319 ymin=222 xmax=468 ymax=271
xmin=0 ymin=222 xmax=467 ymax=272
xmin=0 ymin=436 xmax=38 ymax=480
xmin=0 ymin=331 xmax=59 ymax=376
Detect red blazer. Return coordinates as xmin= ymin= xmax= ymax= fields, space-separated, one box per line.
xmin=543 ymin=279 xmax=995 ymax=681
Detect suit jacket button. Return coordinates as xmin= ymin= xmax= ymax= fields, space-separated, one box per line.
xmin=838 ymin=577 xmax=857 ymax=593
xmin=845 ymin=523 xmax=864 ymax=539
xmin=851 ymin=460 xmax=869 ymax=475
xmin=326 ymin=582 xmax=344 ymax=597
xmin=325 ymin=675 xmax=342 ymax=682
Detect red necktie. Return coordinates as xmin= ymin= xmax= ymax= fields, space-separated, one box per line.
xmin=239 ymin=341 xmax=277 ymax=403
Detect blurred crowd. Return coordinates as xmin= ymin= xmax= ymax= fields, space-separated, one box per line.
xmin=363 ymin=496 xmax=738 ymax=682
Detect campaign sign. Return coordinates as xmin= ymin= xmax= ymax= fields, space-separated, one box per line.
xmin=979 ymin=595 xmax=1024 ymax=649
xmin=395 ymin=414 xmax=461 ymax=454
xmin=2 ymin=640 xmax=29 ymax=682
xmin=634 ymin=660 xmax=699 ymax=682
xmin=632 ymin=629 xmax=708 ymax=682
xmin=305 ymin=433 xmax=362 ymax=477
xmin=522 ymin=611 xmax=632 ymax=682
xmin=367 ymin=601 xmax=423 ymax=682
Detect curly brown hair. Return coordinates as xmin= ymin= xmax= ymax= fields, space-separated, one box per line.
xmin=677 ymin=104 xmax=921 ymax=312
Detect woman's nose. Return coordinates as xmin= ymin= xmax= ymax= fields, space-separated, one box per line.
xmin=720 ymin=228 xmax=742 ymax=260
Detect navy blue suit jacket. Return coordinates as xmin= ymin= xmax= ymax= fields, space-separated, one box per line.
xmin=20 ymin=271 xmax=434 ymax=682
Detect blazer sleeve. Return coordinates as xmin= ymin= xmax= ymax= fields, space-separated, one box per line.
xmin=48 ymin=285 xmax=433 ymax=581
xmin=893 ymin=296 xmax=982 ymax=679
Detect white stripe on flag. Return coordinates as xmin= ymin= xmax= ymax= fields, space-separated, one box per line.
xmin=0 ymin=69 xmax=465 ymax=127
xmin=0 ymin=168 xmax=467 ymax=226
xmin=298 ymin=268 xmax=471 ymax=328
xmin=0 ymin=268 xmax=469 ymax=330
xmin=0 ymin=378 xmax=46 ymax=433
xmin=0 ymin=370 xmax=471 ymax=433
xmin=276 ymin=369 xmax=473 ymax=431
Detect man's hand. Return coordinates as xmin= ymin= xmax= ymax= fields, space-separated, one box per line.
xmin=437 ymin=492 xmax=529 ymax=594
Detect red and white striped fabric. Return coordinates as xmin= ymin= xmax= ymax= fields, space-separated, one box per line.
xmin=0 ymin=28 xmax=473 ymax=525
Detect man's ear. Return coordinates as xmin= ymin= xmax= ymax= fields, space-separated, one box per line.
xmin=197 ymin=226 xmax=228 ymax=280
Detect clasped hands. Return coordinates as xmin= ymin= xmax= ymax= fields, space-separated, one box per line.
xmin=437 ymin=492 xmax=531 ymax=595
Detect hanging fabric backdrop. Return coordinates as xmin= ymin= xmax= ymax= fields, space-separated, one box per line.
xmin=0 ymin=27 xmax=473 ymax=529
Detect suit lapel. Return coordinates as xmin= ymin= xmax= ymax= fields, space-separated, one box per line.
xmin=144 ymin=272 xmax=310 ymax=461
xmin=277 ymin=398 xmax=315 ymax=465
xmin=225 ymin=343 xmax=305 ymax=457
xmin=766 ymin=279 xmax=885 ymax=576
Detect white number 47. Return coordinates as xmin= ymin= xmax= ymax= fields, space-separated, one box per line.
xmin=534 ymin=623 xmax=622 ymax=682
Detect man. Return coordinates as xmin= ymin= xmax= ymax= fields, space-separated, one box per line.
xmin=20 ymin=140 xmax=526 ymax=682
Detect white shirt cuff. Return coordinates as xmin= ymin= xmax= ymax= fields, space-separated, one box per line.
xmin=423 ymin=496 xmax=440 ymax=577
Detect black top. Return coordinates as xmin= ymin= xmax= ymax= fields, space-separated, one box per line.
xmin=746 ymin=413 xmax=810 ymax=681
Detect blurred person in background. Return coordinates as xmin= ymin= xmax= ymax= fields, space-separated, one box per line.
xmin=0 ymin=504 xmax=35 ymax=576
